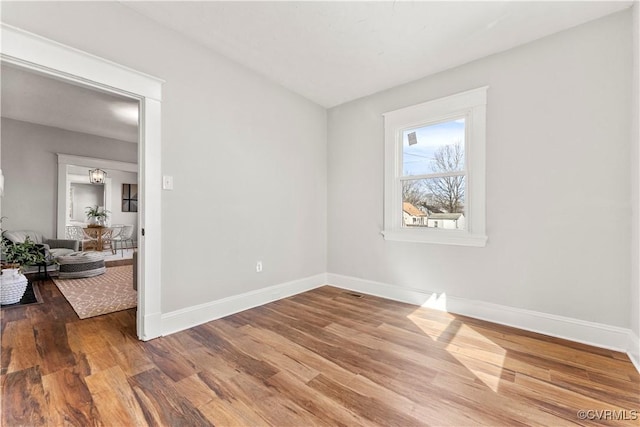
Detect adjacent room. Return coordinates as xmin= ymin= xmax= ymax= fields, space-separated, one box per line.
xmin=1 ymin=63 xmax=139 ymax=319
xmin=1 ymin=1 xmax=639 ymax=426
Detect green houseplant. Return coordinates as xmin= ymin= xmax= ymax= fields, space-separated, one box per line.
xmin=85 ymin=205 xmax=110 ymax=227
xmin=3 ymin=236 xmax=47 ymax=272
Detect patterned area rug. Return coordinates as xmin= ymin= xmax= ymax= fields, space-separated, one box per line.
xmin=53 ymin=265 xmax=136 ymax=319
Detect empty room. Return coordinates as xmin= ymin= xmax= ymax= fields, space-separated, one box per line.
xmin=1 ymin=1 xmax=639 ymax=426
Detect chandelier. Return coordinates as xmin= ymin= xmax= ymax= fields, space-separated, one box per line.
xmin=89 ymin=168 xmax=107 ymax=184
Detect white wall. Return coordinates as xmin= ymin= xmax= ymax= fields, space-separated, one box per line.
xmin=1 ymin=118 xmax=137 ymax=237
xmin=105 ymin=170 xmax=138 ymax=237
xmin=0 ymin=2 xmax=327 ymax=313
xmin=328 ymin=11 xmax=632 ymax=328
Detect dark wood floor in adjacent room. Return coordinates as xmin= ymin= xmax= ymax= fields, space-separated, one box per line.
xmin=2 ymin=281 xmax=639 ymax=426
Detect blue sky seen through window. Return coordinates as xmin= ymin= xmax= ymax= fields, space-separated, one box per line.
xmin=402 ymin=118 xmax=465 ymax=176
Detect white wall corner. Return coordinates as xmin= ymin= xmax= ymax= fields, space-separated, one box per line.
xmin=160 ymin=273 xmax=327 ymax=337
xmin=326 ymin=273 xmax=635 ymax=355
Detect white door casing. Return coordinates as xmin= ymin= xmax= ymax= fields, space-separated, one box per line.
xmin=1 ymin=24 xmax=164 ymax=340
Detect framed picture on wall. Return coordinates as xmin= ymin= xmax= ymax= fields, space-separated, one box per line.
xmin=122 ymin=183 xmax=138 ymax=212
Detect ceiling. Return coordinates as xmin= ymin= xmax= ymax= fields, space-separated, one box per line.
xmin=0 ymin=1 xmax=631 ymax=141
xmin=0 ymin=64 xmax=139 ymax=143
xmin=124 ymin=1 xmax=632 ymax=108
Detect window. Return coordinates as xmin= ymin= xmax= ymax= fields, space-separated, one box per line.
xmin=383 ymin=87 xmax=488 ymax=246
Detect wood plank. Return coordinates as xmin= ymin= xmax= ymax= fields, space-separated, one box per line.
xmin=128 ymin=368 xmax=212 ymax=426
xmin=173 ymin=374 xmax=216 ymax=409
xmin=514 ymin=373 xmax=631 ymax=418
xmin=197 ymin=374 xmax=271 ymax=427
xmin=109 ymin=341 xmax=155 ymax=377
xmin=143 ymin=338 xmax=198 ymax=382
xmin=198 ymin=397 xmax=270 ymax=427
xmin=549 ymin=369 xmax=640 ymax=408
xmin=82 ymin=347 xmax=119 ymax=374
xmin=188 ymin=323 xmax=279 ymax=381
xmin=1 ymin=367 xmax=47 ymax=426
xmin=181 ymin=347 xmax=239 ymax=379
xmin=33 ymin=322 xmax=76 ymax=376
xmin=308 ymin=373 xmax=425 ymax=426
xmin=66 ymin=319 xmax=113 ymax=355
xmin=265 ymin=370 xmax=374 ymax=427
xmin=430 ymin=370 xmax=580 ymax=427
xmin=42 ymin=367 xmax=102 ymax=426
xmin=85 ymin=366 xmax=148 ymax=426
xmin=198 ymin=368 xmax=328 ymax=427
xmin=1 ymin=318 xmax=39 ymax=375
xmin=211 ymin=320 xmax=320 ymax=383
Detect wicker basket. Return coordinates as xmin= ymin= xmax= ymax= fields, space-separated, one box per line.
xmin=1 ymin=268 xmax=28 ymax=305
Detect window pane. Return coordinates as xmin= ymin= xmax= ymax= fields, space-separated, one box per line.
xmin=402 ymin=176 xmax=466 ymax=229
xmin=402 ymin=119 xmax=465 ymax=176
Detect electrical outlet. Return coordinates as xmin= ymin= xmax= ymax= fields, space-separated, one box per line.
xmin=256 ymin=261 xmax=263 ymax=273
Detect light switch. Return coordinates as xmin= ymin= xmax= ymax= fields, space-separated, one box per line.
xmin=162 ymin=175 xmax=174 ymax=190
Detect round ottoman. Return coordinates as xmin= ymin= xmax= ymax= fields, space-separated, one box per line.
xmin=57 ymin=252 xmax=106 ymax=279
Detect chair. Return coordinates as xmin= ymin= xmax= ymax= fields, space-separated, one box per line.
xmin=66 ymin=225 xmax=83 ymax=244
xmin=67 ymin=225 xmax=97 ymax=251
xmin=112 ymin=224 xmax=135 ymax=256
xmin=108 ymin=225 xmax=124 ymax=255
xmin=101 ymin=228 xmax=115 ymax=254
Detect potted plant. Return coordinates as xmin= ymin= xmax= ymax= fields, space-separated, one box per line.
xmin=3 ymin=237 xmax=47 ymax=270
xmin=85 ymin=205 xmax=110 ymax=227
xmin=1 ymin=237 xmax=46 ymax=305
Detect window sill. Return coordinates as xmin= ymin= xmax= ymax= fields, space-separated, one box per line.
xmin=382 ymin=230 xmax=488 ymax=247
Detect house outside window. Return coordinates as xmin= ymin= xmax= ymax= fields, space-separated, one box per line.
xmin=383 ymin=87 xmax=488 ymax=246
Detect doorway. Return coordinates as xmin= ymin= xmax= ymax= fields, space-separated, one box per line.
xmin=1 ymin=24 xmax=163 ymax=340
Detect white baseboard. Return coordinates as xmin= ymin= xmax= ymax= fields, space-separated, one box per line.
xmin=326 ymin=273 xmax=634 ymax=354
xmin=629 ymin=331 xmax=640 ymax=373
xmin=139 ymin=311 xmax=163 ymax=341
xmin=160 ymin=273 xmax=327 ymax=336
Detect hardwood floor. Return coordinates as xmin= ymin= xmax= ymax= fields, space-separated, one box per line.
xmin=2 ymin=282 xmax=639 ymax=426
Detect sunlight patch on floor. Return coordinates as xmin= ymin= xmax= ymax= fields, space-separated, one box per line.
xmin=408 ymin=300 xmax=507 ymax=392
xmin=443 ymin=324 xmax=506 ymax=392
xmin=418 ymin=292 xmax=448 ymax=311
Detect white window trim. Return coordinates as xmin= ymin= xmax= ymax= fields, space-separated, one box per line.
xmin=383 ymin=87 xmax=488 ymax=247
